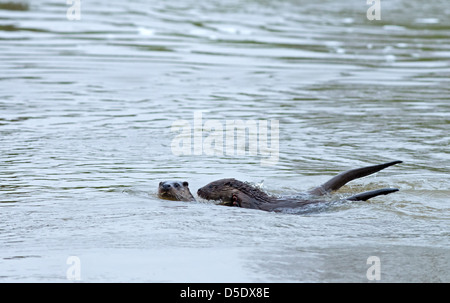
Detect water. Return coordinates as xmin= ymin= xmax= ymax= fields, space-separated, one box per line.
xmin=0 ymin=0 xmax=449 ymax=282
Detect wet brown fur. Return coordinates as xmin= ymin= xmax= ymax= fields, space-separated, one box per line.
xmin=197 ymin=161 xmax=402 ymax=212
xmin=158 ymin=181 xmax=196 ymax=202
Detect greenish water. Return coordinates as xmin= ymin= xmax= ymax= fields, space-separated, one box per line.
xmin=0 ymin=0 xmax=449 ymax=282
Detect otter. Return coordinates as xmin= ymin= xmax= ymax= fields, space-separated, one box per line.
xmin=158 ymin=181 xmax=196 ymax=202
xmin=197 ymin=161 xmax=402 ymax=212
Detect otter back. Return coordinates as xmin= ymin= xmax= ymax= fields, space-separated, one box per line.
xmin=197 ymin=161 xmax=402 ymax=212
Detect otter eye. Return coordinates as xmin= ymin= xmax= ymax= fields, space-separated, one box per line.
xmin=174 ymin=183 xmax=180 ymax=188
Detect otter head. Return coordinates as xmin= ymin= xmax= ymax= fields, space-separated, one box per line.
xmin=197 ymin=178 xmax=272 ymax=209
xmin=158 ymin=181 xmax=195 ymax=202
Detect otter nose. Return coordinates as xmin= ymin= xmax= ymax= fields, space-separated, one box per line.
xmin=162 ymin=183 xmax=171 ymax=190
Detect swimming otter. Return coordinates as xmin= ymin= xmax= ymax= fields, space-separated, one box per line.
xmin=197 ymin=161 xmax=402 ymax=212
xmin=158 ymin=181 xmax=196 ymax=202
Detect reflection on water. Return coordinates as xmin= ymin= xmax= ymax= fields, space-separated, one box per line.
xmin=0 ymin=0 xmax=449 ymax=282
xmin=0 ymin=2 xmax=28 ymax=11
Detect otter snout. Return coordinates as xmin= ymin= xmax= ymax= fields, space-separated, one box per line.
xmin=161 ymin=183 xmax=172 ymax=191
xmin=197 ymin=186 xmax=213 ymax=200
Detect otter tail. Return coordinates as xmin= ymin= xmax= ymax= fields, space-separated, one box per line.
xmin=346 ymin=188 xmax=399 ymax=201
xmin=308 ymin=160 xmax=402 ymax=196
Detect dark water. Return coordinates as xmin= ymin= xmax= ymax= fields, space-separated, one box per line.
xmin=0 ymin=0 xmax=449 ymax=282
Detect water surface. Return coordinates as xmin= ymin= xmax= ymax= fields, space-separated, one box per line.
xmin=0 ymin=0 xmax=449 ymax=282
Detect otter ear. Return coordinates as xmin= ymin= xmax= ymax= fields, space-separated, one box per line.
xmin=159 ymin=182 xmax=163 ymax=186
xmin=182 ymin=181 xmax=189 ymax=187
